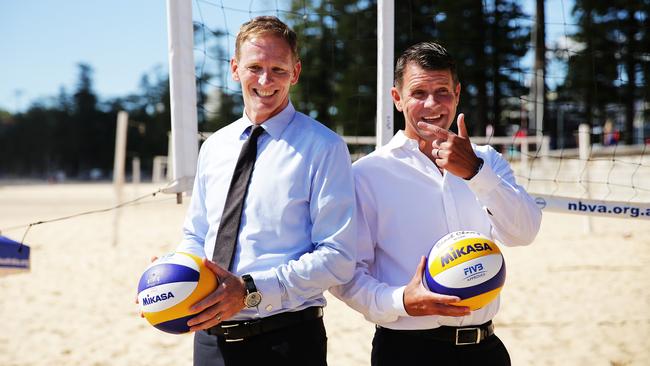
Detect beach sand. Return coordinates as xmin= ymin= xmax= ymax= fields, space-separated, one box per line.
xmin=1 ymin=183 xmax=648 ymax=365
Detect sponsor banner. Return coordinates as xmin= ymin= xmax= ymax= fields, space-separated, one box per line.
xmin=532 ymin=194 xmax=650 ymax=220
xmin=0 ymin=235 xmax=30 ymax=276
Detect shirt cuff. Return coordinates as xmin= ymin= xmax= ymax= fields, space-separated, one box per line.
xmin=381 ymin=285 xmax=409 ymax=317
xmin=466 ymin=160 xmax=500 ymax=197
xmin=249 ymin=269 xmax=282 ymax=316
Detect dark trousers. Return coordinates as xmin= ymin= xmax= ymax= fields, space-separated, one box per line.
xmin=371 ymin=326 xmax=511 ymax=366
xmin=194 ymin=317 xmax=327 ymax=366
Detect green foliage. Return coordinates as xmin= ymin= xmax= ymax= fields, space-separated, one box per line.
xmin=392 ymin=0 xmax=530 ymax=135
xmin=287 ymin=0 xmax=531 ymax=137
xmin=558 ymin=0 xmax=650 ymax=144
xmin=288 ymin=0 xmax=377 ymax=137
xmin=0 ymin=64 xmax=170 ymax=179
xmin=191 ymin=0 xmax=532 ymax=140
xmin=3 ymin=0 xmax=648 ymax=178
xmin=193 ymin=24 xmax=242 ymax=132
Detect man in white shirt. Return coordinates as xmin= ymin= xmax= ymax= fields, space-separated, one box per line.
xmin=330 ymin=42 xmax=542 ymax=366
xmin=175 ymin=16 xmax=356 ymax=366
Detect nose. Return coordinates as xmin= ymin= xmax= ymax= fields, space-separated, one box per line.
xmin=258 ymin=71 xmax=272 ymax=85
xmin=424 ymin=93 xmax=436 ymax=109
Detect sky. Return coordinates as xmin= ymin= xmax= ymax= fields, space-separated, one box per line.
xmin=0 ymin=0 xmax=574 ymax=114
xmin=0 ymin=0 xmax=169 ymax=113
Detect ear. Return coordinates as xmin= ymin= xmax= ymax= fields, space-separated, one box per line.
xmin=290 ymin=60 xmax=302 ymax=85
xmin=391 ymin=87 xmax=403 ymax=111
xmin=454 ymin=82 xmax=461 ymax=106
xmin=230 ymin=58 xmax=240 ymax=82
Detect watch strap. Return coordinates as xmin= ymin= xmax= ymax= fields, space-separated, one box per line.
xmin=242 ymin=274 xmax=257 ymax=293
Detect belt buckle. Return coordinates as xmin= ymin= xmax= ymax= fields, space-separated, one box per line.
xmin=455 ymin=327 xmax=481 ymax=346
xmin=221 ymin=323 xmax=244 ymax=342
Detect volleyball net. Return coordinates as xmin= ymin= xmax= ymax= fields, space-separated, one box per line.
xmin=164 ymin=0 xmax=650 ymax=219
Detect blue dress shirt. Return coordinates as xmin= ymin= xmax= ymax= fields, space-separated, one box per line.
xmin=177 ymin=102 xmax=357 ymax=320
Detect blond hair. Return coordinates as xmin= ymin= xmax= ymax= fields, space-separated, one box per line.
xmin=235 ymin=16 xmax=299 ymax=62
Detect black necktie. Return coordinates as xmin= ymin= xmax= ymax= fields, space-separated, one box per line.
xmin=212 ymin=125 xmax=265 ymax=270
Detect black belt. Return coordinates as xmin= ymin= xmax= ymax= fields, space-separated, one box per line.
xmin=377 ymin=321 xmax=495 ymax=346
xmin=207 ymin=306 xmax=323 ymax=342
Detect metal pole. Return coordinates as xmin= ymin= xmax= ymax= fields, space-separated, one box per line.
xmin=376 ymin=0 xmax=394 ymax=148
xmin=112 ymin=111 xmax=128 ymax=246
xmin=578 ymin=123 xmax=593 ymax=233
xmin=166 ymin=0 xmax=199 ymax=203
xmin=113 ymin=111 xmax=128 ymax=195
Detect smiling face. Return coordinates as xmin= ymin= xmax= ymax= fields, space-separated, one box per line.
xmin=392 ymin=63 xmax=460 ymax=143
xmin=231 ymin=35 xmax=301 ymax=123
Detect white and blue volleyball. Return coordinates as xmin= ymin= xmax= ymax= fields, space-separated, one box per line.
xmin=424 ymin=231 xmax=506 ymax=310
xmin=137 ymin=252 xmax=217 ymax=334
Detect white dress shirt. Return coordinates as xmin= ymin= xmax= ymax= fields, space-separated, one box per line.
xmin=177 ymin=102 xmax=356 ymax=320
xmin=330 ymin=131 xmax=542 ymax=330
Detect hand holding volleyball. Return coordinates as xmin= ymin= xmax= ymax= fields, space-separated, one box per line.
xmin=403 ymin=256 xmax=472 ymax=317
xmin=185 ymin=259 xmax=248 ymax=332
xmin=137 ymin=252 xmax=217 ymax=334
xmin=423 ymin=231 xmax=506 ymax=311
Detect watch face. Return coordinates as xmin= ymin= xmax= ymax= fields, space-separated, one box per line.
xmin=245 ymin=292 xmax=262 ymax=307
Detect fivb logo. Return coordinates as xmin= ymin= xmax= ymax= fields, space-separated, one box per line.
xmin=146 ymin=272 xmax=161 ymax=286
xmin=439 ymin=242 xmax=493 ymax=267
xmin=463 ymin=263 xmax=486 ymax=281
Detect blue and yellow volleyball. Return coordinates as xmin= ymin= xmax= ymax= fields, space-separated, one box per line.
xmin=137 ymin=252 xmax=217 ymax=334
xmin=424 ymin=231 xmax=506 ymax=310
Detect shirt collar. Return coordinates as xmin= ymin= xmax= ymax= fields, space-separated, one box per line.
xmin=239 ymin=101 xmax=296 ymax=139
xmin=385 ymin=130 xmax=420 ymax=152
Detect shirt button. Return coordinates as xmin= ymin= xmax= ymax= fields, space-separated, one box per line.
xmin=265 ymin=304 xmax=273 ymax=312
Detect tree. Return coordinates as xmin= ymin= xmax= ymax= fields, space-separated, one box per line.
xmin=559 ymin=0 xmax=648 ymax=144
xmin=289 ymin=1 xmax=377 ymax=137
xmin=104 ymin=67 xmax=172 ymax=177
xmin=533 ymin=0 xmax=547 ymax=137
xmin=69 ymin=63 xmax=104 ymax=176
xmin=194 ymin=25 xmax=242 ymax=132
xmin=393 ymin=0 xmax=530 ymax=136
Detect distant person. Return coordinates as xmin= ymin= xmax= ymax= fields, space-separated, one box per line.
xmin=603 ymin=120 xmax=618 ymax=146
xmin=175 ymin=16 xmax=357 ymax=366
xmin=331 ymin=41 xmax=542 ymax=366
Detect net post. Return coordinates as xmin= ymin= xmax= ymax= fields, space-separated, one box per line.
xmin=113 ymin=111 xmax=128 ymax=198
xmin=520 ymin=136 xmax=529 ymax=167
xmin=376 ymin=0 xmax=394 ymax=148
xmin=166 ymin=131 xmax=173 ymax=181
xmin=165 ymin=0 xmax=199 ymax=203
xmin=112 ymin=111 xmax=128 ymax=246
xmin=132 ymin=156 xmax=141 ymax=198
xmin=578 ymin=123 xmax=593 ymax=233
xmin=541 ymin=136 xmax=550 ymax=164
xmin=132 ymin=157 xmax=141 ymax=185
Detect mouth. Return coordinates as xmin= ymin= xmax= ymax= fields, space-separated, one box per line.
xmin=254 ymin=88 xmax=277 ymax=98
xmin=420 ymin=114 xmax=443 ymax=124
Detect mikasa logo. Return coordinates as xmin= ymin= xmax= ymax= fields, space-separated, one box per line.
xmin=142 ymin=292 xmax=175 ymax=305
xmin=440 ymin=242 xmax=493 ymax=267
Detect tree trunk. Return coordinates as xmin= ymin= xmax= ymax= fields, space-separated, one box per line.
xmin=475 ymin=0 xmax=488 ymax=136
xmin=491 ymin=0 xmax=504 ymax=135
xmin=534 ymin=0 xmax=546 ymax=136
xmin=623 ymin=7 xmax=637 ymax=145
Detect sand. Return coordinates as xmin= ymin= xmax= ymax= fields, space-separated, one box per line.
xmin=1 ymin=182 xmax=649 ymax=365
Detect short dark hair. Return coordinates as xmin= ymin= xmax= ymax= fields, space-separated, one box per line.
xmin=236 ymin=16 xmax=299 ymax=62
xmin=394 ymin=42 xmax=458 ymax=89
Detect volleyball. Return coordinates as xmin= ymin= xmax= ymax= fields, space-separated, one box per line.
xmin=137 ymin=252 xmax=217 ymax=334
xmin=424 ymin=231 xmax=506 ymax=310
